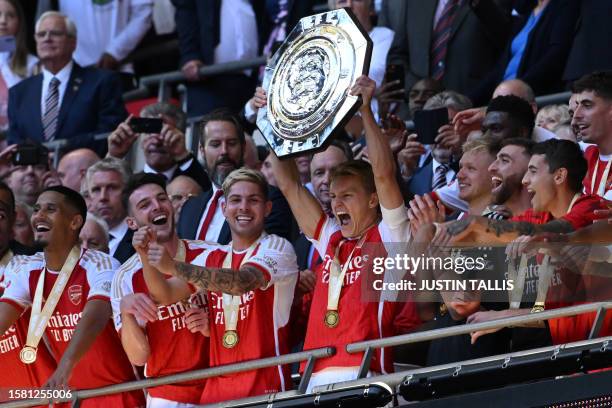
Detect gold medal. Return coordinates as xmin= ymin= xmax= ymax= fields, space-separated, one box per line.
xmin=20 ymin=346 xmax=37 ymax=364
xmin=324 ymin=310 xmax=339 ymax=328
xmin=222 ymin=330 xmax=239 ymax=348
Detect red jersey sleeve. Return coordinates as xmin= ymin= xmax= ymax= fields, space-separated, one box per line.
xmin=562 ymin=195 xmax=607 ymax=230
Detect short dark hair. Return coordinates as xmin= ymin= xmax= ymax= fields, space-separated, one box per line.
xmin=0 ymin=181 xmax=15 ymax=216
xmin=532 ymin=139 xmax=587 ymax=193
xmin=199 ymin=108 xmax=245 ymax=147
xmin=499 ymin=137 xmax=535 ymax=156
xmin=486 ymin=95 xmax=535 ymax=135
xmin=42 ymin=185 xmax=87 ymax=228
xmin=571 ymin=71 xmax=612 ymax=101
xmin=122 ymin=173 xmax=167 ymax=212
xmin=330 ymin=160 xmax=375 ymax=194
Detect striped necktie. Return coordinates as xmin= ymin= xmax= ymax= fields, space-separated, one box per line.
xmin=42 ymin=77 xmax=60 ymax=141
xmin=430 ymin=0 xmax=460 ymax=81
xmin=432 ymin=163 xmax=449 ymax=191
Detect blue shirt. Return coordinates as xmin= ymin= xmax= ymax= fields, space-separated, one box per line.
xmin=503 ymin=7 xmax=547 ymax=80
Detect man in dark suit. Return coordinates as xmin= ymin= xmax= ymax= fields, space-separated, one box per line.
xmin=85 ymin=157 xmax=134 ymax=264
xmin=379 ymin=0 xmax=512 ymax=99
xmin=107 ymin=102 xmax=212 ymax=191
xmin=177 ymin=109 xmax=294 ymax=244
xmin=563 ymin=0 xmax=612 ymax=84
xmin=7 ymin=12 xmax=127 ymax=156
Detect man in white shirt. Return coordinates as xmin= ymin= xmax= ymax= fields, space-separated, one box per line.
xmin=174 ymin=0 xmax=262 ymax=117
xmin=59 ymin=0 xmax=153 ymax=73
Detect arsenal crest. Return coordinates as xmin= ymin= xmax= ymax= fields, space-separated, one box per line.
xmin=68 ymin=285 xmax=82 ymax=306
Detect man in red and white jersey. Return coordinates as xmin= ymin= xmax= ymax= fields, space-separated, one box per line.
xmin=444 ymin=140 xmax=609 ymax=345
xmin=136 ymin=168 xmax=299 ymax=404
xmin=571 ymin=71 xmax=612 ymax=200
xmin=0 ymin=182 xmax=56 ymax=395
xmin=271 ymin=75 xmax=413 ymax=390
xmin=0 ymin=186 xmax=144 ymax=407
xmin=111 ymin=173 xmax=214 ymax=408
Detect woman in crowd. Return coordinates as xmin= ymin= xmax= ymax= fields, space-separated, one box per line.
xmin=0 ymin=0 xmax=38 ymax=139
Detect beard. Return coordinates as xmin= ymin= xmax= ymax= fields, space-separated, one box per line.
xmin=491 ymin=173 xmax=523 ymax=205
xmin=209 ymin=156 xmax=243 ymax=186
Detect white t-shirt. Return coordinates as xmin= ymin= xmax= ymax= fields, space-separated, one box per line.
xmin=59 ymin=0 xmax=153 ymax=72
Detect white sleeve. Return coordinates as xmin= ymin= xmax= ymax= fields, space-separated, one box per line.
xmin=246 ymin=235 xmax=299 ymax=288
xmin=110 ymin=261 xmax=137 ymax=332
xmin=85 ymin=252 xmax=119 ymax=301
xmin=306 ymin=216 xmax=340 ymax=257
xmin=434 ymin=180 xmax=469 ymax=212
xmin=106 ymin=1 xmax=153 ymax=61
xmin=1 ymin=258 xmax=33 ymax=309
xmin=380 ymin=204 xmax=410 ymax=243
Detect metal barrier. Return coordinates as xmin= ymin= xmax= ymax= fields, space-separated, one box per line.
xmin=123 ymin=56 xmax=267 ymax=103
xmin=0 ymin=347 xmax=335 ymax=408
xmin=7 ymin=302 xmax=608 ymax=407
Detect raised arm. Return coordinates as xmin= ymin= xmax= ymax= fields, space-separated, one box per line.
xmin=133 ymin=227 xmax=192 ymax=305
xmin=269 ymin=152 xmax=324 ymax=239
xmin=350 ymin=75 xmax=404 ymax=210
xmin=446 ymin=215 xmax=575 ymax=245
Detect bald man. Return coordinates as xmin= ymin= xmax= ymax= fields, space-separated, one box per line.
xmin=166 ymin=175 xmax=202 ymax=223
xmin=57 ymin=148 xmax=100 ymax=191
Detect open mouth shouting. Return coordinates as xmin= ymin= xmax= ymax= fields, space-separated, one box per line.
xmin=235 ymin=214 xmax=254 ymax=226
xmin=336 ymin=211 xmax=351 ymax=226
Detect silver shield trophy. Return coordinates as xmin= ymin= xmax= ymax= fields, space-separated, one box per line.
xmin=257 ymin=8 xmax=373 ymax=158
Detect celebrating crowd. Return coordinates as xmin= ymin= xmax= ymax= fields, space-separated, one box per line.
xmin=0 ymin=0 xmax=611 ymax=407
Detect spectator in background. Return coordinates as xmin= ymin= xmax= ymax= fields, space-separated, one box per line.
xmin=59 ymin=0 xmax=153 ymax=86
xmin=454 ymin=79 xmax=557 ymax=143
xmin=86 ymin=157 xmax=134 ymax=263
xmin=406 ymin=91 xmax=471 ymax=197
xmin=262 ymin=0 xmax=314 ymax=56
xmin=260 ymin=151 xmax=277 ymax=187
xmin=177 ymin=108 xmax=295 ymax=244
xmin=243 ymin=135 xmax=261 ymax=170
xmin=380 ymin=0 xmax=512 ymax=101
xmin=535 ymin=104 xmax=570 ymax=132
xmin=173 ymin=0 xmax=263 ymax=117
xmin=79 ymin=177 xmax=92 ymax=211
xmin=79 ymin=212 xmax=109 ymax=253
xmin=166 ymin=174 xmax=202 ymax=223
xmin=13 ymin=201 xmax=33 ymax=247
xmin=6 ymin=144 xmax=48 ymax=206
xmin=469 ymin=0 xmax=579 ymax=106
xmin=0 ymin=0 xmax=39 ymax=135
xmin=407 ymin=78 xmax=444 ymax=120
xmin=56 ymin=148 xmax=100 ymax=191
xmin=563 ymin=0 xmax=612 ymax=85
xmin=107 ymin=102 xmax=211 ymax=191
xmin=8 ymin=12 xmax=127 ymax=155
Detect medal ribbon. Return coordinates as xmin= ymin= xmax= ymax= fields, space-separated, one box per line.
xmin=590 ymin=156 xmax=611 ymax=197
xmin=220 ymin=235 xmax=265 ymax=337
xmin=25 ymin=246 xmax=81 ymax=354
xmin=326 ymin=234 xmax=368 ymax=313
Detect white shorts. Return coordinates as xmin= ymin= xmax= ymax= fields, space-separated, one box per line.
xmin=146 ymin=394 xmax=198 ymax=408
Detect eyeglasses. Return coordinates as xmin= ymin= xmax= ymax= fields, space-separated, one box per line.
xmin=35 ymin=30 xmax=68 ymax=40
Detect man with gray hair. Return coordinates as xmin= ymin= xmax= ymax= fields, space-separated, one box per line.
xmin=87 ymin=157 xmax=134 ymax=263
xmin=7 ymin=11 xmax=127 ymax=156
xmin=79 ymin=212 xmax=110 ymax=253
xmin=107 ymin=102 xmax=211 ymax=191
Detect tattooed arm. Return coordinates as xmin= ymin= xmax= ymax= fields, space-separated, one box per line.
xmin=173 ymin=262 xmax=267 ymax=296
xmin=445 ymin=216 xmax=575 ymax=244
